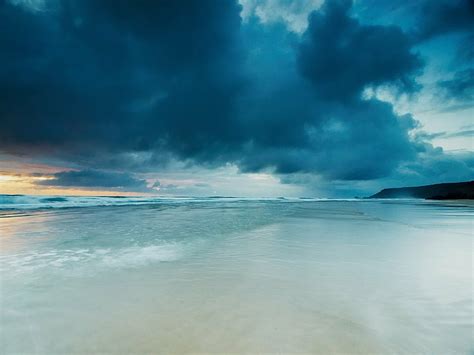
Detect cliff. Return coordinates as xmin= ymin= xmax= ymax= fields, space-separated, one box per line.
xmin=369 ymin=181 xmax=474 ymax=200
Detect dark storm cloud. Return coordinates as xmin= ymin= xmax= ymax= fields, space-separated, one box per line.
xmin=415 ymin=0 xmax=474 ymax=40
xmin=415 ymin=0 xmax=474 ymax=96
xmin=413 ymin=0 xmax=474 ymax=109
xmin=437 ymin=68 xmax=474 ymax=102
xmin=37 ymin=169 xmax=149 ymax=191
xmin=0 ymin=0 xmax=470 ymax=188
xmin=227 ymin=3 xmax=423 ymax=181
xmin=298 ymin=0 xmax=422 ymax=100
xmin=397 ymin=147 xmax=474 ymax=186
xmin=0 ymin=0 xmax=244 ymax=155
xmin=247 ymin=0 xmax=420 ymax=179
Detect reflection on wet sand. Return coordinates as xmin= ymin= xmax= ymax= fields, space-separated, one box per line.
xmin=1 ymin=199 xmax=473 ymax=354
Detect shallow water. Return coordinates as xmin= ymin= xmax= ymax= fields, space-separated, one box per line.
xmin=0 ymin=198 xmax=473 ymax=354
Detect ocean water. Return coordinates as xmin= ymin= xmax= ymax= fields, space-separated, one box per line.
xmin=0 ymin=196 xmax=472 ymax=354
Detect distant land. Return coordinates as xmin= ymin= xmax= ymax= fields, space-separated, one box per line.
xmin=369 ymin=181 xmax=474 ymax=200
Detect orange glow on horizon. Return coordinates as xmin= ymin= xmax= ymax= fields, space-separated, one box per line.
xmin=0 ymin=173 xmax=148 ymax=196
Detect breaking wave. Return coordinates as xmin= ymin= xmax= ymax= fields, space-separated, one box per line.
xmin=0 ymin=194 xmax=335 ymax=211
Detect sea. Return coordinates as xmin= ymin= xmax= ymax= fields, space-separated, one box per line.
xmin=0 ymin=195 xmax=472 ymax=354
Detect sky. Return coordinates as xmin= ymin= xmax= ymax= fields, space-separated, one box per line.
xmin=0 ymin=0 xmax=473 ymax=197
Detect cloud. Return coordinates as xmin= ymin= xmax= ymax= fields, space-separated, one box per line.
xmin=0 ymin=0 xmax=244 ymax=157
xmin=236 ymin=98 xmax=418 ymax=180
xmin=37 ymin=169 xmax=150 ymax=191
xmin=298 ymin=0 xmax=423 ymax=101
xmin=396 ymin=148 xmax=474 ymax=186
xmin=437 ymin=68 xmax=474 ymax=102
xmin=151 ymin=180 xmax=179 ymax=191
xmin=254 ymin=0 xmax=420 ymax=179
xmin=415 ymin=0 xmax=474 ymax=41
xmin=240 ymin=0 xmax=323 ymax=33
xmin=280 ymin=148 xmax=474 ymax=197
xmin=0 ymin=0 xmax=471 ymax=193
xmin=150 ymin=179 xmax=214 ymax=196
xmin=414 ymin=0 xmax=474 ymax=80
xmin=418 ymin=129 xmax=474 ymax=141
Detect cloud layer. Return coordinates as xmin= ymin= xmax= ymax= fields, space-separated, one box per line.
xmin=0 ymin=0 xmax=472 ymax=191
xmin=37 ymin=169 xmax=150 ymax=192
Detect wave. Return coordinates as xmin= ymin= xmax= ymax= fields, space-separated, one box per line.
xmin=0 ymin=194 xmax=239 ymax=211
xmin=0 ymin=194 xmax=183 ymax=211
xmin=0 ymin=194 xmax=341 ymax=211
xmin=0 ymin=243 xmax=184 ymax=275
